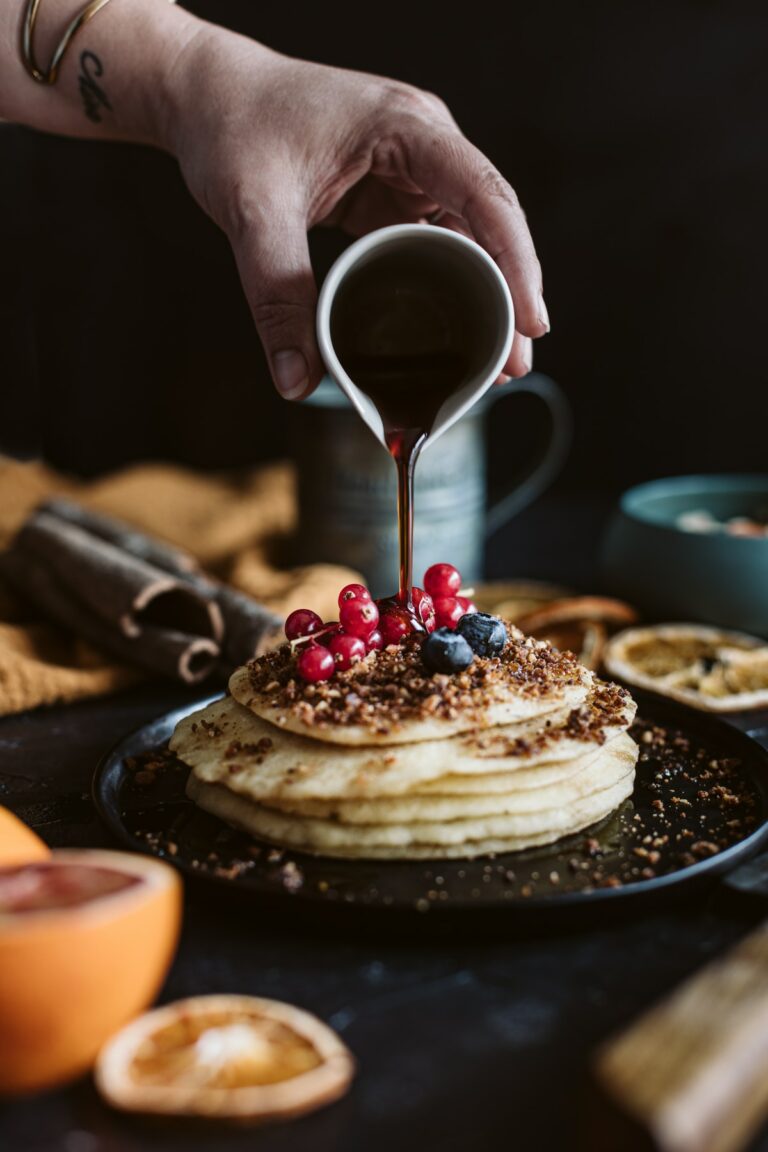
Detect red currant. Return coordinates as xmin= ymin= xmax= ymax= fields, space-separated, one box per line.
xmin=433 ymin=596 xmax=464 ymax=630
xmin=366 ymin=630 xmax=384 ymax=652
xmin=339 ymin=597 xmax=379 ymax=639
xmin=296 ymin=644 xmax=335 ymax=682
xmin=285 ymin=608 xmax=323 ymax=641
xmin=413 ymin=587 xmax=436 ymax=633
xmin=329 ymin=633 xmax=366 ymax=670
xmin=379 ymin=607 xmax=413 ymax=646
xmin=424 ymin=563 xmax=462 ymax=599
xmin=338 ymin=583 xmax=372 ymax=608
xmin=457 ymin=596 xmax=478 ymax=615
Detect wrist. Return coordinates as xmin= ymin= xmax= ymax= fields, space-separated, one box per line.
xmin=6 ymin=0 xmax=207 ymax=146
xmin=97 ymin=0 xmax=205 ymax=149
xmin=135 ymin=2 xmax=211 ymax=150
xmin=158 ymin=20 xmax=281 ymax=156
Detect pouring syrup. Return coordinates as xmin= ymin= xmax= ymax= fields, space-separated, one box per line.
xmin=330 ymin=245 xmax=478 ymax=613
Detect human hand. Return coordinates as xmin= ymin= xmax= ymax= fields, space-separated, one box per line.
xmin=165 ymin=27 xmax=549 ymax=399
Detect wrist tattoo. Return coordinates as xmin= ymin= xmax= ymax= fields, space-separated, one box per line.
xmin=78 ymin=50 xmax=111 ymax=123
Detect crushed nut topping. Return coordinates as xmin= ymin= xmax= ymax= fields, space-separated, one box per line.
xmin=245 ymin=627 xmax=585 ymax=732
xmin=462 ymin=679 xmax=632 ymax=757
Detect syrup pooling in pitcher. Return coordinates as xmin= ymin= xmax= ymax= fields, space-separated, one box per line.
xmin=330 ymin=245 xmax=484 ymax=608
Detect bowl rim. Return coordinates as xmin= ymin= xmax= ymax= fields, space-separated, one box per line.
xmin=619 ymin=473 xmax=768 ymax=534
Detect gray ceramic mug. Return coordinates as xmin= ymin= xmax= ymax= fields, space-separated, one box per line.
xmin=291 ymin=374 xmax=571 ymax=597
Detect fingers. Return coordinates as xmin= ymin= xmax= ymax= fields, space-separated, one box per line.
xmin=505 ymin=332 xmax=533 ymax=378
xmin=399 ymin=129 xmax=549 ymax=340
xmin=228 ymin=206 xmax=322 ymax=401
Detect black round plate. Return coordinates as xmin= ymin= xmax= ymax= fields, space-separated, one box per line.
xmin=93 ymin=690 xmax=768 ymax=916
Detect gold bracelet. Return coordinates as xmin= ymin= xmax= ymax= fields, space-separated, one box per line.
xmin=21 ymin=0 xmax=116 ymax=84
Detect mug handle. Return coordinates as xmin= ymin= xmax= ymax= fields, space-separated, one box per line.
xmin=484 ymin=372 xmax=572 ymax=537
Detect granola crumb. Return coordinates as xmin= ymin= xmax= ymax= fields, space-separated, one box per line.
xmin=243 ymin=627 xmax=588 ymax=734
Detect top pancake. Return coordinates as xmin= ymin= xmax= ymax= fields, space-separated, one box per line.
xmin=230 ymin=627 xmax=591 ymax=746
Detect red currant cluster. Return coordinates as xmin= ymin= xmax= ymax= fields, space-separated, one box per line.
xmin=284 ymin=584 xmax=381 ymax=684
xmin=420 ymin=563 xmax=477 ymax=631
xmin=285 ymin=564 xmax=476 ymax=683
xmin=377 ymin=564 xmax=477 ymax=641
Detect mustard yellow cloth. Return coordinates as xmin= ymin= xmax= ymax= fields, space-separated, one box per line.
xmin=0 ymin=457 xmax=357 ymax=715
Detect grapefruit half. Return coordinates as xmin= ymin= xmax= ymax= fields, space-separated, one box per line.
xmin=0 ymin=849 xmax=181 ymax=1094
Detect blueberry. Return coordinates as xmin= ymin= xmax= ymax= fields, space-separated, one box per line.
xmin=422 ymin=627 xmax=475 ymax=674
xmin=456 ymin=612 xmax=507 ymax=657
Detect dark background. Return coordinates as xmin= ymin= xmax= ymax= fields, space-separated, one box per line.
xmin=1 ymin=0 xmax=765 ymax=486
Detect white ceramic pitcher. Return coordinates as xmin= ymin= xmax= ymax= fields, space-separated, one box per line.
xmin=316 ymin=223 xmax=515 ymax=449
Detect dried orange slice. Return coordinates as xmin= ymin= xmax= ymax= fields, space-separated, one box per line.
xmin=95 ymin=995 xmax=355 ymax=1123
xmin=603 ymin=624 xmax=768 ymax=712
xmin=516 ymin=596 xmax=639 ymax=670
xmin=0 ymin=849 xmax=181 ymax=1094
xmin=0 ymin=806 xmax=50 ymax=868
xmin=472 ymin=580 xmax=572 ymax=622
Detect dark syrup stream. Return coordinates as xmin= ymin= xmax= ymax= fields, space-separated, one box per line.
xmin=346 ymin=362 xmax=466 ymax=609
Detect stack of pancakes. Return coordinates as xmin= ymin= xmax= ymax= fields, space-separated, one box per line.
xmin=172 ymin=628 xmax=639 ymax=860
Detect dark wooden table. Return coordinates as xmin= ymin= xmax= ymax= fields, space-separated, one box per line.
xmin=2 ymin=498 xmax=768 ymax=1152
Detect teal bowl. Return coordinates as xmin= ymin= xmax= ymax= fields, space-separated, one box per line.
xmin=601 ymin=475 xmax=768 ymax=637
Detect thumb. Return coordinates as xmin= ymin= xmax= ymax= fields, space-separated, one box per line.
xmin=230 ymin=210 xmax=322 ymax=401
